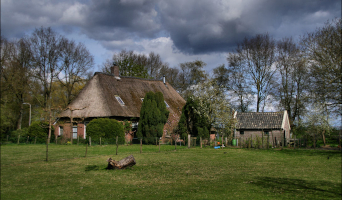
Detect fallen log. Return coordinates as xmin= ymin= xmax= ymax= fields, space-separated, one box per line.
xmin=106 ymin=155 xmax=136 ymax=170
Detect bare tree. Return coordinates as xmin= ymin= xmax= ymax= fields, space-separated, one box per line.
xmin=275 ymin=37 xmax=309 ymax=126
xmin=146 ymin=52 xmax=162 ymax=79
xmin=301 ymin=18 xmax=342 ymax=116
xmin=57 ymin=38 xmax=94 ymax=107
xmin=234 ymin=33 xmax=277 ymax=112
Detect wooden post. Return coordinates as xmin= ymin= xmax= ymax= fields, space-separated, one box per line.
xmin=262 ymin=131 xmax=264 ymax=149
xmin=55 ymin=135 xmax=57 ymax=145
xmin=77 ymin=135 xmax=79 ymax=145
xmin=140 ymin=138 xmax=142 ymax=153
xmin=17 ymin=135 xmax=20 ymax=144
xmin=116 ymin=136 xmax=118 ymax=155
xmin=156 ymin=137 xmax=158 ymax=146
xmin=188 ymin=134 xmax=190 ymax=148
xmin=26 ymin=136 xmax=29 ymax=144
xmin=294 ymin=135 xmax=296 ymax=149
xmin=85 ymin=144 xmax=88 ymax=157
xmin=89 ymin=136 xmax=91 ymax=147
xmin=267 ymin=134 xmax=269 ymax=150
xmin=159 ymin=140 xmax=160 ymax=153
xmin=175 ymin=137 xmax=177 ymax=151
xmin=200 ymin=137 xmax=202 ymax=149
xmin=35 ymin=136 xmax=37 ymax=144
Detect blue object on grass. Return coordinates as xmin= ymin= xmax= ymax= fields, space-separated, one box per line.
xmin=214 ymin=146 xmax=220 ymax=149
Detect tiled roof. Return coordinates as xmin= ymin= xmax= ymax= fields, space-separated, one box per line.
xmin=236 ymin=112 xmax=284 ymax=130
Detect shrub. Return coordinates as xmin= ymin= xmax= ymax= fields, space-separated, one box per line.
xmin=28 ymin=122 xmax=54 ymax=144
xmin=86 ymin=118 xmax=124 ymax=144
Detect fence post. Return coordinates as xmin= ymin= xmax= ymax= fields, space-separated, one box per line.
xmin=116 ymin=136 xmax=118 ymax=155
xmin=159 ymin=139 xmax=161 ymax=153
xmin=175 ymin=137 xmax=177 ymax=151
xmin=267 ymin=134 xmax=269 ymax=150
xmin=140 ymin=138 xmax=142 ymax=153
xmin=100 ymin=137 xmax=102 ymax=146
xmin=77 ymin=135 xmax=79 ymax=145
xmin=188 ymin=134 xmax=190 ymax=148
xmin=89 ymin=136 xmax=91 ymax=147
xmin=200 ymin=137 xmax=202 ymax=149
xmin=17 ymin=135 xmax=20 ymax=144
xmin=55 ymin=135 xmax=58 ymax=145
xmin=85 ymin=144 xmax=88 ymax=157
xmin=262 ymin=131 xmax=264 ymax=149
xmin=35 ymin=136 xmax=37 ymax=144
xmin=26 ymin=136 xmax=29 ymax=144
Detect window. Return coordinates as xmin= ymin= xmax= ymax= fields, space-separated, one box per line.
xmin=141 ymin=98 xmax=144 ymax=102
xmin=164 ymin=101 xmax=170 ymax=108
xmin=59 ymin=126 xmax=63 ymax=136
xmin=73 ymin=126 xmax=77 ymax=139
xmin=264 ymin=131 xmax=269 ymax=135
xmin=240 ymin=131 xmax=244 ymax=135
xmin=115 ymin=95 xmax=125 ymax=105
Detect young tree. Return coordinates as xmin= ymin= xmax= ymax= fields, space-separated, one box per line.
xmin=137 ymin=91 xmax=169 ymax=144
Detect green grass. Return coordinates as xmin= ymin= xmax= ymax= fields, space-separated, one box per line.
xmin=1 ymin=144 xmax=341 ymax=200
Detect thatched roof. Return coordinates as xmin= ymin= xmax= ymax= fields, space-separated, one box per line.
xmin=235 ymin=111 xmax=289 ymax=130
xmin=59 ymin=72 xmax=186 ymax=119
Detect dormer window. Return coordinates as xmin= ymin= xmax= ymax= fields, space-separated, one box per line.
xmin=141 ymin=98 xmax=144 ymax=102
xmin=115 ymin=95 xmax=125 ymax=105
xmin=164 ymin=101 xmax=170 ymax=108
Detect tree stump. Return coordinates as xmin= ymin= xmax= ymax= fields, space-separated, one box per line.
xmin=106 ymin=155 xmax=136 ymax=170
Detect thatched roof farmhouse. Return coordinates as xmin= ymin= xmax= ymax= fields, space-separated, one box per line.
xmin=54 ymin=65 xmax=186 ymax=142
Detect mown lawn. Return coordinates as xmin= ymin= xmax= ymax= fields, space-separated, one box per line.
xmin=1 ymin=144 xmax=341 ymax=200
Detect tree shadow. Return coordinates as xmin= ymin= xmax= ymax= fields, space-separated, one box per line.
xmin=251 ymin=176 xmax=342 ymax=199
xmin=85 ymin=165 xmax=100 ymax=171
xmin=275 ymin=149 xmax=342 ymax=158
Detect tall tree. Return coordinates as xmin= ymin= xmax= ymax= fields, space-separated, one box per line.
xmin=177 ymin=60 xmax=207 ymax=98
xmin=137 ymin=91 xmax=169 ymax=144
xmin=57 ymin=38 xmax=94 ymax=107
xmin=275 ymin=37 xmax=309 ymax=126
xmin=301 ymin=18 xmax=342 ymax=116
xmin=233 ymin=33 xmax=277 ymax=112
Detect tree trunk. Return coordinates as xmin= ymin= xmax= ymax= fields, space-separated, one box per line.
xmin=322 ymin=130 xmax=326 ymax=146
xmin=106 ymin=155 xmax=136 ymax=170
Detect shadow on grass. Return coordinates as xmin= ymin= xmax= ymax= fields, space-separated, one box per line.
xmin=252 ymin=176 xmax=342 ymax=199
xmin=85 ymin=165 xmax=100 ymax=171
xmin=275 ymin=149 xmax=342 ymax=158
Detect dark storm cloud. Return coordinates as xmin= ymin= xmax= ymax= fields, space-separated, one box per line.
xmin=1 ymin=0 xmax=340 ymax=55
xmin=80 ymin=0 xmax=161 ymax=41
xmin=157 ymin=0 xmax=341 ymax=54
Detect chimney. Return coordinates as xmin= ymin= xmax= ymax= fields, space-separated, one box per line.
xmin=163 ymin=75 xmax=166 ymax=84
xmin=110 ymin=62 xmax=120 ymax=77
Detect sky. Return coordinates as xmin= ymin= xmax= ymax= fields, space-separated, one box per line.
xmin=1 ymin=0 xmax=341 ymax=73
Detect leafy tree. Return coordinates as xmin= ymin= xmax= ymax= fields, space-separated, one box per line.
xmin=137 ymin=91 xmax=169 ymax=144
xmin=177 ymin=97 xmax=210 ymax=139
xmin=86 ymin=118 xmax=124 ymax=143
xmin=190 ymin=79 xmax=235 ymax=138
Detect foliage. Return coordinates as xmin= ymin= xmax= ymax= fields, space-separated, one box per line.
xmin=177 ymin=97 xmax=210 ymax=139
xmin=190 ymin=79 xmax=236 ymax=137
xmin=27 ymin=122 xmax=55 ymax=143
xmin=137 ymin=91 xmax=169 ymax=144
xmin=86 ymin=118 xmax=124 ymax=143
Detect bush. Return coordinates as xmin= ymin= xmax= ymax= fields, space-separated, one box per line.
xmin=86 ymin=118 xmax=124 ymax=144
xmin=28 ymin=122 xmax=54 ymax=144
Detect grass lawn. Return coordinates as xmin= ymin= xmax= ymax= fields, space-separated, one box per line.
xmin=1 ymin=144 xmax=341 ymax=200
